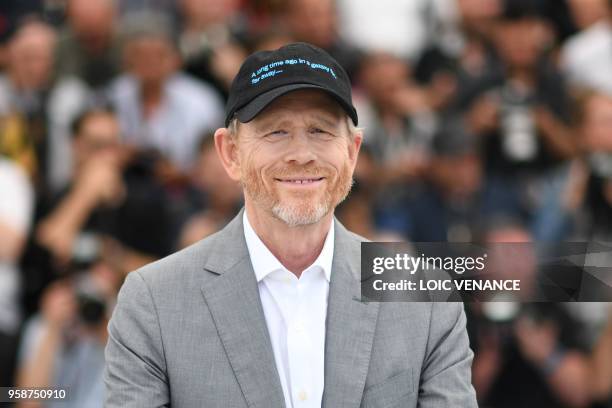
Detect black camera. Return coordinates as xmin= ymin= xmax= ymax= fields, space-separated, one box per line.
xmin=76 ymin=292 xmax=107 ymax=326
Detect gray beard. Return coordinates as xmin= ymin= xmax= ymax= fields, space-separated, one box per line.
xmin=271 ymin=200 xmax=331 ymax=227
xmin=241 ymin=168 xmax=354 ymax=228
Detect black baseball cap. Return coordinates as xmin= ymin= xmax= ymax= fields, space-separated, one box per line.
xmin=225 ymin=42 xmax=358 ymax=127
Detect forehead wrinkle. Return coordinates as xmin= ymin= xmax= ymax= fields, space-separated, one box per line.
xmin=311 ymin=113 xmax=342 ymax=129
xmin=253 ymin=115 xmax=294 ymax=133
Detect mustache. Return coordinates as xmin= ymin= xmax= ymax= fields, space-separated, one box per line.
xmin=271 ymin=165 xmax=334 ymax=178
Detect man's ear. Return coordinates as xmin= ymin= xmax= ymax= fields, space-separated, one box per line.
xmin=348 ymin=130 xmax=363 ymax=172
xmin=214 ymin=127 xmax=242 ymax=181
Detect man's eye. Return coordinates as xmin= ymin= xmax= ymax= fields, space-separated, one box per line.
xmin=310 ymin=128 xmax=333 ymax=138
xmin=310 ymin=128 xmax=335 ymax=139
xmin=266 ymin=130 xmax=287 ymax=138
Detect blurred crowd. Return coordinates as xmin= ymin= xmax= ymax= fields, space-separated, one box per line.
xmin=0 ymin=0 xmax=611 ymax=407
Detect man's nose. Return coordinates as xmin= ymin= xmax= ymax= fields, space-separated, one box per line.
xmin=283 ymin=132 xmax=317 ymax=165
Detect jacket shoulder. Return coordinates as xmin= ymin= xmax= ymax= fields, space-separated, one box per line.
xmin=128 ymin=230 xmax=222 ymax=291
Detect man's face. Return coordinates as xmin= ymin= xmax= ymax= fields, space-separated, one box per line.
xmin=287 ymin=0 xmax=337 ymax=48
xmin=360 ymin=54 xmax=410 ymax=110
xmin=567 ymin=0 xmax=608 ymax=30
xmin=74 ymin=112 xmax=121 ymax=166
xmin=432 ymin=153 xmax=482 ymax=199
xmin=458 ymin=0 xmax=501 ymax=25
xmin=68 ymin=0 xmax=116 ymax=46
xmin=227 ymin=90 xmax=361 ymax=227
xmin=179 ymin=0 xmax=239 ymax=26
xmin=125 ymin=37 xmax=178 ymax=85
xmin=494 ymin=18 xmax=547 ymax=69
xmin=8 ymin=23 xmax=56 ymax=91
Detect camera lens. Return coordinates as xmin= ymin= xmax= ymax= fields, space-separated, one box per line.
xmin=77 ymin=293 xmax=107 ymax=326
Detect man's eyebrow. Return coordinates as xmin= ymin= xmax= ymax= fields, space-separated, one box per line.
xmin=311 ymin=114 xmax=342 ymax=128
xmin=254 ymin=113 xmax=341 ymax=131
xmin=254 ymin=117 xmax=292 ymax=132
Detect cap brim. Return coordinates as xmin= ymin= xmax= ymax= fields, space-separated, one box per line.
xmin=234 ymin=83 xmax=358 ymax=125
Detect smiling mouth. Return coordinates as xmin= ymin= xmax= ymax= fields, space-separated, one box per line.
xmin=275 ymin=177 xmax=325 ymax=184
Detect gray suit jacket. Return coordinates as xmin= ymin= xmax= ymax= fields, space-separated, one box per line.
xmin=104 ymin=210 xmax=478 ymax=407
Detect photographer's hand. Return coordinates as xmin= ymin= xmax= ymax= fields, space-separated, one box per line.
xmin=76 ymin=153 xmax=126 ymax=207
xmin=36 ymin=154 xmax=125 ymax=263
xmin=534 ymin=106 xmax=577 ymax=159
xmin=514 ymin=317 xmax=558 ymax=365
xmin=515 ymin=317 xmax=591 ymax=407
xmin=472 ymin=329 xmax=503 ymax=401
xmin=466 ymin=94 xmax=499 ymax=135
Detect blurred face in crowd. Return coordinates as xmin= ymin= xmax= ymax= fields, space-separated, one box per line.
xmin=125 ymin=36 xmax=179 ymax=86
xmin=73 ymin=112 xmax=121 ymax=169
xmin=68 ymin=0 xmax=116 ymax=50
xmin=567 ymin=0 xmax=608 ymax=29
xmin=581 ymin=94 xmax=612 ymax=152
xmin=218 ymin=90 xmax=362 ymax=227
xmin=254 ymin=33 xmax=295 ymax=52
xmin=493 ymin=17 xmax=548 ymax=70
xmin=359 ymin=53 xmax=410 ymax=112
xmin=7 ymin=21 xmax=56 ymax=91
xmin=458 ymin=0 xmax=502 ymax=32
xmin=286 ymin=0 xmax=337 ymax=48
xmin=179 ymin=0 xmax=239 ymax=28
xmin=431 ymin=153 xmax=482 ymax=199
xmin=484 ymin=226 xmax=537 ymax=297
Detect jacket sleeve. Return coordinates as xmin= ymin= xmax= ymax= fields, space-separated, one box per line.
xmin=104 ymin=270 xmax=170 ymax=408
xmin=418 ymin=302 xmax=478 ymax=407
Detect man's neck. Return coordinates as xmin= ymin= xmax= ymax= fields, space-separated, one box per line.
xmin=140 ymin=81 xmax=164 ymax=118
xmin=245 ymin=204 xmax=333 ymax=278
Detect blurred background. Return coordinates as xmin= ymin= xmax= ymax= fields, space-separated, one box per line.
xmin=0 ymin=0 xmax=610 ymax=406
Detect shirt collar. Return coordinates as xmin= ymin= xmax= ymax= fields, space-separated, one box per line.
xmin=243 ymin=211 xmax=334 ymax=283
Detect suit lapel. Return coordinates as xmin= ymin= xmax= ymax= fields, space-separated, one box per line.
xmin=323 ymin=221 xmax=380 ymax=408
xmin=200 ymin=211 xmax=286 ymax=408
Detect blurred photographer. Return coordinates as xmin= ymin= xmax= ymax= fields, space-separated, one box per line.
xmin=356 ymin=52 xmax=436 ymax=187
xmin=35 ymin=107 xmax=126 ymax=266
xmin=281 ymin=0 xmax=362 ymax=80
xmin=54 ymin=0 xmax=121 ymax=89
xmin=464 ymin=0 xmax=572 ymax=159
xmin=460 ymin=0 xmax=578 ymax=241
xmin=22 ymin=107 xmax=174 ymax=315
xmin=468 ymin=222 xmax=594 ymax=408
xmin=15 ymin=262 xmax=120 ymax=408
xmin=177 ymin=0 xmax=246 ymax=98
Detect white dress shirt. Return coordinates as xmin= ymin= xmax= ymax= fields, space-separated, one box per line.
xmin=243 ymin=212 xmax=334 ymax=408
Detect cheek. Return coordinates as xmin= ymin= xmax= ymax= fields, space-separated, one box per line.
xmin=240 ymin=147 xmax=274 ymax=184
xmin=321 ymin=142 xmax=353 ymax=173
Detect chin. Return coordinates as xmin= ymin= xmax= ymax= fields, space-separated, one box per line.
xmin=271 ymin=201 xmax=331 ymax=227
